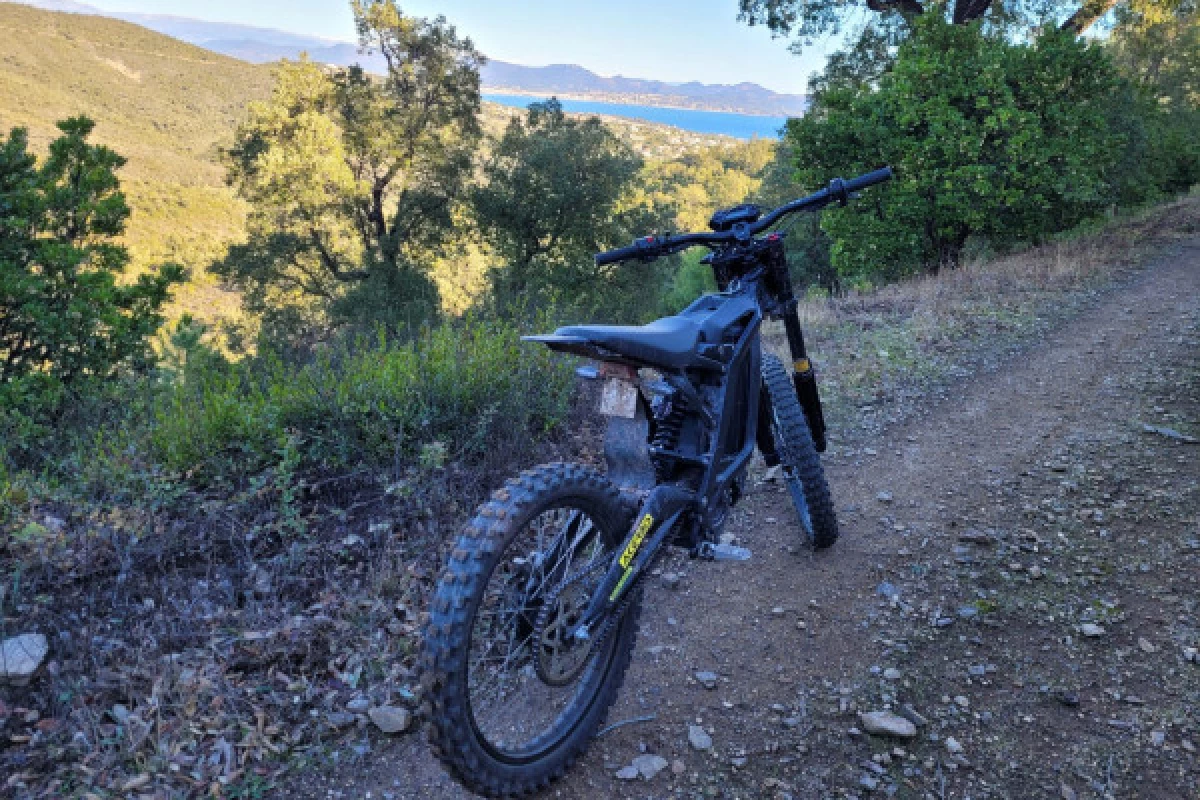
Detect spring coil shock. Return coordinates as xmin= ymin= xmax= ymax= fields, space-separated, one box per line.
xmin=650 ymin=400 xmax=686 ymax=481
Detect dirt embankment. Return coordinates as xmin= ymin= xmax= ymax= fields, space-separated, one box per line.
xmin=311 ymin=212 xmax=1199 ymax=798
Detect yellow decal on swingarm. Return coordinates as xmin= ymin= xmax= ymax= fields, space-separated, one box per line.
xmin=794 ymin=358 xmax=811 ymax=373
xmin=618 ymin=514 xmax=655 ymax=568
xmin=610 ymin=568 xmax=633 ymax=601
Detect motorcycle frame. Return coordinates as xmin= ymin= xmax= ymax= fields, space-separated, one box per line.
xmin=574 ymin=237 xmax=822 ymax=635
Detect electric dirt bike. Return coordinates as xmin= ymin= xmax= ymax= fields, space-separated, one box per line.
xmin=420 ymin=167 xmax=894 ymax=796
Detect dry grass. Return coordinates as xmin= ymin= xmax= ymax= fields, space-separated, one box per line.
xmin=766 ymin=195 xmax=1200 ymax=436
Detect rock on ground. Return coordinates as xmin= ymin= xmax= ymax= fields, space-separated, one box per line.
xmin=631 ymin=754 xmax=668 ymax=779
xmin=368 ymin=706 xmax=412 ymax=734
xmin=859 ymin=711 xmax=918 ymax=739
xmin=614 ymin=765 xmax=639 ymax=781
xmin=688 ymin=724 xmax=713 ymax=751
xmin=0 ymin=634 xmax=48 ymax=686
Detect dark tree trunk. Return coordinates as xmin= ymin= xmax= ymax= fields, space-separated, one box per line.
xmin=1060 ymin=0 xmax=1120 ymax=33
xmin=952 ymin=0 xmax=994 ymax=24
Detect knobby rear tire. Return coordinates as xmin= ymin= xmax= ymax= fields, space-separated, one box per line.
xmin=761 ymin=353 xmax=839 ymax=549
xmin=420 ymin=462 xmax=641 ymax=797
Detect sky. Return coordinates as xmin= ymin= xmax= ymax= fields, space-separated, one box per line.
xmin=78 ymin=0 xmax=832 ymax=94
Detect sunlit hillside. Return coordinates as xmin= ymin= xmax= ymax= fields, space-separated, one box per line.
xmin=0 ymin=1 xmax=274 ymax=322
xmin=0 ymin=2 xmax=751 ymax=326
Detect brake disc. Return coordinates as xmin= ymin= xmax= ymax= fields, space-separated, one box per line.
xmin=532 ymin=559 xmax=608 ymax=686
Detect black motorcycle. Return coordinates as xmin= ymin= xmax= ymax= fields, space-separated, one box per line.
xmin=421 ymin=167 xmax=894 ymax=796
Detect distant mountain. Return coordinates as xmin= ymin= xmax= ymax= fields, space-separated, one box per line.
xmin=15 ymin=0 xmax=93 ymax=9
xmin=8 ymin=0 xmax=806 ymax=116
xmin=480 ymin=62 xmax=807 ymax=116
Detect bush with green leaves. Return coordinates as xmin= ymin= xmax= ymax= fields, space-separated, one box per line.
xmin=1106 ymin=0 xmax=1200 ymax=206
xmin=786 ymin=17 xmax=1126 ymax=282
xmin=150 ymin=318 xmax=575 ymax=486
xmin=0 ymin=117 xmax=183 ymax=397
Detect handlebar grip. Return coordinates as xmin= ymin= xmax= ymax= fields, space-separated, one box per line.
xmin=595 ymin=237 xmax=659 ymax=266
xmin=844 ymin=167 xmax=894 ymax=193
xmin=595 ymin=244 xmax=642 ymax=266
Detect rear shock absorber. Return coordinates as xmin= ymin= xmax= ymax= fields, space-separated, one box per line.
xmin=650 ymin=394 xmax=686 ymax=481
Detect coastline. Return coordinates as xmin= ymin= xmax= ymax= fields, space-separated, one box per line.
xmin=481 ymin=86 xmax=805 ymax=118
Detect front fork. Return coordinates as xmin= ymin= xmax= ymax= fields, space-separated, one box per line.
xmin=759 ymin=237 xmax=828 ymax=453
xmin=780 ymin=303 xmax=828 ymax=452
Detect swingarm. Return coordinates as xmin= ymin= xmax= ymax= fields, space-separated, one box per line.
xmin=572 ymin=484 xmax=694 ymax=641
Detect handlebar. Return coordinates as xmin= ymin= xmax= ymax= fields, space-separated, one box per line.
xmin=595 ymin=166 xmax=893 ymax=266
xmin=843 ymin=167 xmax=894 ymax=194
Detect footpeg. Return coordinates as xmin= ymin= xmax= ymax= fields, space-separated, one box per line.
xmin=695 ymin=541 xmax=752 ymax=561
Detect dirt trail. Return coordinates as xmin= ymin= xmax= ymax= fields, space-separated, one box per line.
xmin=311 ymin=238 xmax=1199 ymax=799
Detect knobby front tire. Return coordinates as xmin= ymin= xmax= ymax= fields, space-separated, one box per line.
xmin=420 ymin=462 xmax=641 ymax=797
xmin=761 ymin=353 xmax=839 ymax=549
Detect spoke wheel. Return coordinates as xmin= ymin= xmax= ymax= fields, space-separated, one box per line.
xmin=422 ymin=463 xmax=641 ymax=797
xmin=465 ymin=506 xmax=608 ymax=747
xmin=761 ymin=353 xmax=839 ymax=549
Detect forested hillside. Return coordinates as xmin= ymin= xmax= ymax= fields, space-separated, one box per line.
xmin=0 ymin=1 xmax=273 ymax=320
xmin=0 ymin=2 xmax=757 ymax=324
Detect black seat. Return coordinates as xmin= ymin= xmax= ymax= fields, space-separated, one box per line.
xmin=555 ymin=315 xmax=702 ymax=370
xmin=526 ymin=294 xmax=758 ymax=370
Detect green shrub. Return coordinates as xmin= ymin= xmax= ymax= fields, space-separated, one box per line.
xmin=786 ymin=17 xmax=1125 ymax=281
xmin=151 ymin=318 xmax=575 ymax=485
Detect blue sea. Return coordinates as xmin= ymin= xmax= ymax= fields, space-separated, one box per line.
xmin=483 ymin=93 xmax=790 ymax=140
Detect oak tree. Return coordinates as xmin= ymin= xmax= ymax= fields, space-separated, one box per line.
xmin=219 ymin=0 xmax=483 ymax=343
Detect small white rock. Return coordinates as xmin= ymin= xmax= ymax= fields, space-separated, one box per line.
xmin=615 ymin=765 xmax=640 ymax=780
xmin=1079 ymin=623 xmax=1106 ymax=637
xmin=368 ymin=706 xmax=411 ymax=734
xmin=688 ymin=724 xmax=713 ymax=751
xmin=0 ymin=634 xmax=48 ymax=686
xmin=632 ymin=754 xmax=668 ymax=779
xmin=945 ymin=736 xmax=964 ymax=755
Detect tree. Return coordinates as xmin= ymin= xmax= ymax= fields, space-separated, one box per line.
xmin=1110 ymin=0 xmax=1198 ymax=107
xmin=0 ymin=117 xmax=183 ymax=392
xmin=739 ymin=0 xmax=1163 ymax=45
xmin=1105 ymin=0 xmax=1200 ymax=203
xmin=785 ymin=16 xmax=1122 ymax=281
xmin=473 ymin=99 xmax=662 ymax=321
xmin=219 ymin=0 xmax=483 ymax=344
xmin=639 ymin=140 xmax=776 ymax=232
